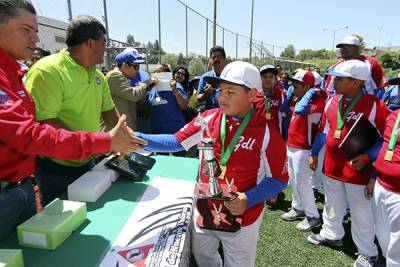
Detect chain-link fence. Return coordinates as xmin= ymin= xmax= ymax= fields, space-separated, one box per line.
xmin=32 ymin=0 xmax=315 ymax=75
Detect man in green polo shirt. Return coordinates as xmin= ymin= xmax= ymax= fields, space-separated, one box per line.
xmin=26 ymin=15 xmax=120 ymax=206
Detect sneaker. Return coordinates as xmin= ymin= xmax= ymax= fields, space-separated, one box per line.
xmin=307 ymin=234 xmax=343 ymax=247
xmin=353 ymin=254 xmax=378 ymax=267
xmin=281 ymin=208 xmax=305 ymax=221
xmin=296 ymin=217 xmax=321 ymax=231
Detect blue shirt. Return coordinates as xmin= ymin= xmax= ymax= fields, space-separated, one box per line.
xmin=197 ymin=70 xmax=220 ymax=110
xmin=129 ymin=69 xmax=150 ymax=86
xmin=147 ymin=83 xmax=188 ymax=134
xmin=383 ymin=85 xmax=400 ymax=111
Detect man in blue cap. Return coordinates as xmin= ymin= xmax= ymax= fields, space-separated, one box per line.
xmin=106 ymin=49 xmax=158 ymax=130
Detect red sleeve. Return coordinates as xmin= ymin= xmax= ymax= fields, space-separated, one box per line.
xmin=375 ymin=99 xmax=391 ymax=136
xmin=370 ymin=57 xmax=385 ymax=88
xmin=265 ymin=124 xmax=288 ymax=182
xmin=0 ymin=99 xmax=111 ymax=160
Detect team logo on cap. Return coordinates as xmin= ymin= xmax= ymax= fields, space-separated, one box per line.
xmin=95 ymin=77 xmax=101 ymax=85
xmin=0 ymin=89 xmax=10 ymax=105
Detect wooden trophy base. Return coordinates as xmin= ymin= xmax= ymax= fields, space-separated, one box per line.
xmin=194 ymin=183 xmax=242 ymax=232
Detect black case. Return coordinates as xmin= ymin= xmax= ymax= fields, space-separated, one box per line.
xmin=105 ymin=155 xmax=147 ymax=181
xmin=127 ymin=152 xmax=156 ymax=170
xmin=338 ymin=113 xmax=379 ymax=159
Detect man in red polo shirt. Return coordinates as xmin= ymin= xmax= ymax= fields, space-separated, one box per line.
xmin=0 ymin=0 xmax=146 ymax=240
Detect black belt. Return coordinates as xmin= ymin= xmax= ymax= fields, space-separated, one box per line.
xmin=0 ymin=179 xmax=26 ymax=192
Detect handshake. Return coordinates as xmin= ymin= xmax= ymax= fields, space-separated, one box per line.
xmin=108 ymin=115 xmax=147 ymax=155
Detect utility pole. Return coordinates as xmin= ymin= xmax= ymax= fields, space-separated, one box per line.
xmin=323 ymin=26 xmax=349 ymax=64
xmin=102 ymin=0 xmax=110 ymax=69
xmin=158 ymin=0 xmax=162 ymax=63
xmin=249 ymin=0 xmax=254 ymax=62
xmin=212 ymin=0 xmax=217 ymax=47
xmin=377 ymin=25 xmax=383 ymax=48
xmin=67 ymin=0 xmax=72 ymax=21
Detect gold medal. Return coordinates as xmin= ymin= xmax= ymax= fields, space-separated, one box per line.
xmin=219 ymin=165 xmax=227 ymax=180
xmin=334 ymin=129 xmax=342 ymax=140
xmin=384 ymin=150 xmax=394 ymax=161
xmin=266 ymin=113 xmax=272 ymax=120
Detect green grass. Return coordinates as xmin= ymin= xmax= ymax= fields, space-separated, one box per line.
xmin=255 ymin=189 xmax=357 ymax=267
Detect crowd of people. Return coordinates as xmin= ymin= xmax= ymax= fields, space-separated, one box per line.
xmin=1 ymin=1 xmax=399 ymax=267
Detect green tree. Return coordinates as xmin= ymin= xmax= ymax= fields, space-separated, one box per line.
xmin=126 ymin=34 xmax=141 ymax=47
xmin=162 ymin=53 xmax=179 ymax=70
xmin=188 ymin=56 xmax=206 ymax=77
xmin=177 ymin=53 xmax=186 ymax=67
xmin=280 ymin=44 xmax=296 ymax=59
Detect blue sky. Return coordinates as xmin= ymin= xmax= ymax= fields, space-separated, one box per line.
xmin=33 ymin=0 xmax=399 ymax=58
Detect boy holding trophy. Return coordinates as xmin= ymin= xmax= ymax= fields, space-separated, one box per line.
xmin=134 ymin=61 xmax=288 ymax=267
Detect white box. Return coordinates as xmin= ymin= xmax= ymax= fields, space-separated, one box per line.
xmin=68 ymin=171 xmax=111 ymax=202
xmin=92 ymin=157 xmax=119 ymax=182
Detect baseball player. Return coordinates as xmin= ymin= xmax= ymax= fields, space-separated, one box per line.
xmin=372 ymin=107 xmax=400 ymax=267
xmin=254 ymin=65 xmax=288 ymax=139
xmin=324 ymin=35 xmax=385 ymax=98
xmin=280 ymin=70 xmax=326 ymax=231
xmin=133 ymin=61 xmax=289 ymax=267
xmin=307 ymin=60 xmax=390 ymax=267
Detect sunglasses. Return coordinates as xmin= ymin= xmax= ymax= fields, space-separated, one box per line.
xmin=127 ymin=63 xmax=140 ymax=70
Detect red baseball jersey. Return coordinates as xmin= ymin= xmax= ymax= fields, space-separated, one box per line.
xmin=376 ymin=109 xmax=400 ymax=194
xmin=287 ymin=95 xmax=326 ymax=150
xmin=320 ymin=93 xmax=390 ymax=185
xmin=175 ymin=108 xmax=288 ymax=226
xmin=0 ymin=48 xmax=111 ymax=183
xmin=253 ymin=85 xmax=286 ymax=134
xmin=324 ymin=55 xmax=385 ymax=95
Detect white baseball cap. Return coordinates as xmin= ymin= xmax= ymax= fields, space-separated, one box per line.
xmin=204 ymin=61 xmax=262 ymax=92
xmin=259 ymin=65 xmax=278 ymax=76
xmin=289 ymin=70 xmax=316 ymax=87
xmin=327 ymin=60 xmax=369 ymax=81
xmin=336 ymin=35 xmax=360 ymax=48
xmin=313 ymin=71 xmax=323 ymax=87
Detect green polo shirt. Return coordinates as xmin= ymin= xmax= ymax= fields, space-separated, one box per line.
xmin=26 ymin=49 xmax=115 ymax=167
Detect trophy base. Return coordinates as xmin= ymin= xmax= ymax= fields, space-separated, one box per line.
xmin=194 ymin=183 xmax=237 ymax=201
xmin=194 ymin=183 xmax=242 ymax=233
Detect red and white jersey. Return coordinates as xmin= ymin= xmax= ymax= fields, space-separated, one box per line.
xmin=376 ymin=109 xmax=400 ymax=194
xmin=320 ymin=94 xmax=390 ymax=185
xmin=253 ymin=86 xmax=286 ymax=134
xmin=324 ymin=55 xmax=385 ymax=95
xmin=287 ymin=95 xmax=326 ymax=150
xmin=175 ymin=108 xmax=288 ymax=226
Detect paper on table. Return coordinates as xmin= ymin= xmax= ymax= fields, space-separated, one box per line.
xmin=152 ymin=72 xmax=172 ymax=92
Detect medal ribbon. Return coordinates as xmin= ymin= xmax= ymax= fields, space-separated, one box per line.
xmin=262 ymin=87 xmax=274 ymax=114
xmin=336 ymin=91 xmax=363 ymax=131
xmin=388 ymin=112 xmax=400 ymax=152
xmin=220 ymin=111 xmax=253 ymax=166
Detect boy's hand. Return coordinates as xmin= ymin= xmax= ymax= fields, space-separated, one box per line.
xmin=364 ymin=178 xmax=376 ymax=200
xmin=309 ymin=156 xmax=318 ymax=171
xmin=350 ymin=154 xmax=370 ymax=171
xmin=224 ymin=192 xmax=247 ymax=216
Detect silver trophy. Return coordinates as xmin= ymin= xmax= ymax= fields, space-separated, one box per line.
xmin=194 ymin=113 xmax=222 ymax=196
xmin=194 ymin=113 xmax=241 ymax=232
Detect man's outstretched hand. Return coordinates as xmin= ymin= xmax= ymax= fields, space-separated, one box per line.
xmin=109 ymin=115 xmax=147 ymax=154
